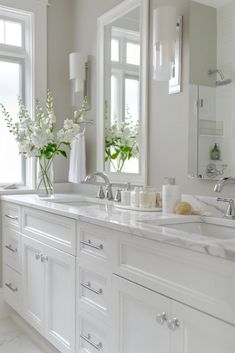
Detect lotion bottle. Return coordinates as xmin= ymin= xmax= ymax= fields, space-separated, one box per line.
xmin=162 ymin=177 xmax=181 ymax=214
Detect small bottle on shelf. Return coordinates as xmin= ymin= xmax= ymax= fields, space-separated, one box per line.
xmin=210 ymin=143 xmax=220 ymax=161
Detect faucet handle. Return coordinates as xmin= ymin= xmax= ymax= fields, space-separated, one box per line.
xmin=97 ymin=185 xmax=105 ymax=199
xmin=217 ymin=198 xmax=235 ymax=219
xmin=114 ymin=189 xmax=122 ymax=202
xmin=105 ymin=184 xmax=113 ymax=200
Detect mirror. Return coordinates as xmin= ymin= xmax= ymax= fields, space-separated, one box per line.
xmin=97 ymin=0 xmax=148 ymax=184
xmin=189 ymin=0 xmax=235 ymax=179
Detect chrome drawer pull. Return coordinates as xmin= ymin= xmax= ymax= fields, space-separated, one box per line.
xmin=5 ymin=282 xmax=18 ymax=292
xmin=5 ymin=245 xmax=17 ymax=253
xmin=80 ymin=333 xmax=103 ymax=351
xmin=5 ymin=214 xmax=18 ymax=221
xmin=80 ymin=281 xmax=103 ymax=295
xmin=80 ymin=240 xmax=103 ymax=250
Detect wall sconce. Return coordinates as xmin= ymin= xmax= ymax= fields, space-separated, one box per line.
xmin=69 ymin=52 xmax=91 ymax=109
xmin=153 ymin=6 xmax=183 ymax=94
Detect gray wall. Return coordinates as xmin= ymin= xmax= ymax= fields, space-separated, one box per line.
xmin=189 ymin=1 xmax=217 ymax=86
xmin=47 ymin=0 xmax=73 ymax=182
xmin=52 ymin=0 xmax=235 ymax=198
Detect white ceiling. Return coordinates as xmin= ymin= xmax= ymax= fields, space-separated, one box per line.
xmin=194 ymin=0 xmax=234 ymax=8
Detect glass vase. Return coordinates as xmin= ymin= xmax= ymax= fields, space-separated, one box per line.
xmin=37 ymin=156 xmax=54 ymax=197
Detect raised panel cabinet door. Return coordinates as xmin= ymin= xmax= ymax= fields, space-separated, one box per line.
xmin=22 ymin=236 xmax=45 ymax=334
xmin=112 ymin=275 xmax=171 ymax=353
xmin=170 ymin=301 xmax=235 ymax=353
xmin=44 ymin=244 xmax=76 ymax=353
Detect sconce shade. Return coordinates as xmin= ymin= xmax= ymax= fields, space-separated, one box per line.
xmin=69 ymin=52 xmax=87 ymax=92
xmin=153 ymin=6 xmax=176 ymax=81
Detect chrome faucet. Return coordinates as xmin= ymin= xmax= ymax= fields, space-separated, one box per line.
xmin=84 ymin=172 xmax=113 ymax=200
xmin=217 ymin=198 xmax=235 ymax=219
xmin=214 ymin=177 xmax=235 ymax=193
xmin=214 ymin=177 xmax=235 ymax=219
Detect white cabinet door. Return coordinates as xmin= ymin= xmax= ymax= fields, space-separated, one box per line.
xmin=44 ymin=244 xmax=75 ymax=353
xmin=22 ymin=236 xmax=45 ymax=334
xmin=112 ymin=275 xmax=171 ymax=353
xmin=171 ymin=301 xmax=235 ymax=353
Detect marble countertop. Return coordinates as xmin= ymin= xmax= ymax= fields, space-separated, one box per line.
xmin=1 ymin=193 xmax=235 ymax=262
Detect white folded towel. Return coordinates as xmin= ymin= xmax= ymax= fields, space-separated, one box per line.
xmin=68 ymin=130 xmax=86 ymax=184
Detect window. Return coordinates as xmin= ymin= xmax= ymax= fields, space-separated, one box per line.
xmin=111 ymin=38 xmax=119 ymax=62
xmin=0 ymin=59 xmax=24 ymax=184
xmin=109 ymin=27 xmax=140 ymax=174
xmin=0 ymin=0 xmax=48 ymax=188
xmin=0 ymin=13 xmax=26 ymax=185
xmin=126 ymin=42 xmax=140 ymax=66
xmin=0 ymin=18 xmax=23 ymax=47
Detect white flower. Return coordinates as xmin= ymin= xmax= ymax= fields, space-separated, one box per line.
xmin=31 ymin=127 xmax=53 ymax=149
xmin=1 ymin=91 xmax=87 ymax=160
xmin=64 ymin=119 xmax=74 ymax=130
xmin=57 ymin=123 xmax=80 ymax=143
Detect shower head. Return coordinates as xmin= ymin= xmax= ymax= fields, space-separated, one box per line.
xmin=216 ymin=79 xmax=232 ymax=86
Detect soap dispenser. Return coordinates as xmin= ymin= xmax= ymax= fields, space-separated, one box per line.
xmin=162 ymin=177 xmax=181 ymax=214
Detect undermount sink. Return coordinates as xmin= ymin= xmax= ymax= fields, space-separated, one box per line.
xmin=44 ymin=197 xmax=112 ymax=208
xmin=141 ymin=218 xmax=235 ymax=240
xmin=164 ymin=221 xmax=235 ymax=240
xmin=58 ymin=200 xmax=100 ymax=207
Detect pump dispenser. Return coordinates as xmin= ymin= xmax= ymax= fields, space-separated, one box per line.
xmin=162 ymin=177 xmax=181 ymax=214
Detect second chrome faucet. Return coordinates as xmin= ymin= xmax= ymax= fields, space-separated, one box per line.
xmin=214 ymin=177 xmax=235 ymax=219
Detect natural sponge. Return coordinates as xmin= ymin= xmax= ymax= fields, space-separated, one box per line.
xmin=175 ymin=202 xmax=193 ymax=215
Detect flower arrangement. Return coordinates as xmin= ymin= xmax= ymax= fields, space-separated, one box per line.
xmin=105 ymin=107 xmax=139 ymax=173
xmin=0 ymin=90 xmax=87 ymax=195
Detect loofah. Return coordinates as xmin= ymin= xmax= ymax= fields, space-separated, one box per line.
xmin=175 ymin=201 xmax=193 ymax=215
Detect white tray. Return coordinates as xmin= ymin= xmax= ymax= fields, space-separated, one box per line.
xmin=114 ymin=204 xmax=162 ymax=212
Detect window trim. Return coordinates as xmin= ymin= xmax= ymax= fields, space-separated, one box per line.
xmin=0 ymin=0 xmax=48 ymax=189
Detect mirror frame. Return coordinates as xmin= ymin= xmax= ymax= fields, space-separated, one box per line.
xmin=97 ymin=0 xmax=149 ymax=185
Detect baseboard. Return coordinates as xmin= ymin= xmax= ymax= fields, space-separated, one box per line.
xmin=0 ymin=288 xmax=11 ymax=319
xmin=10 ymin=311 xmax=60 ymax=353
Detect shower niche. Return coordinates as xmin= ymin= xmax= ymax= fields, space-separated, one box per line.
xmin=188 ymin=0 xmax=235 ymax=180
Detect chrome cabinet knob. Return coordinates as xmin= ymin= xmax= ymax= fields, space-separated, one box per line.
xmin=156 ymin=312 xmax=167 ymax=325
xmin=41 ymin=255 xmax=48 ymax=263
xmin=35 ymin=253 xmax=41 ymax=260
xmin=167 ymin=318 xmax=180 ymax=330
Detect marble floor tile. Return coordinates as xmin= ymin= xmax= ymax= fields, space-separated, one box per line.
xmin=0 ymin=317 xmax=46 ymax=353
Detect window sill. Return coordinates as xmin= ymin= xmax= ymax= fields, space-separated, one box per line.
xmin=0 ymin=182 xmax=72 ymax=196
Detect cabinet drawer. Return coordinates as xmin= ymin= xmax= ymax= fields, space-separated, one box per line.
xmin=78 ymin=222 xmax=115 ymax=267
xmin=114 ymin=233 xmax=235 ymax=325
xmin=78 ymin=266 xmax=109 ymax=315
xmin=78 ymin=313 xmax=110 ymax=353
xmin=2 ymin=203 xmax=21 ymax=229
xmin=22 ymin=207 xmax=76 ymax=255
xmin=3 ymin=226 xmax=21 ymax=272
xmin=3 ymin=265 xmax=21 ymax=314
